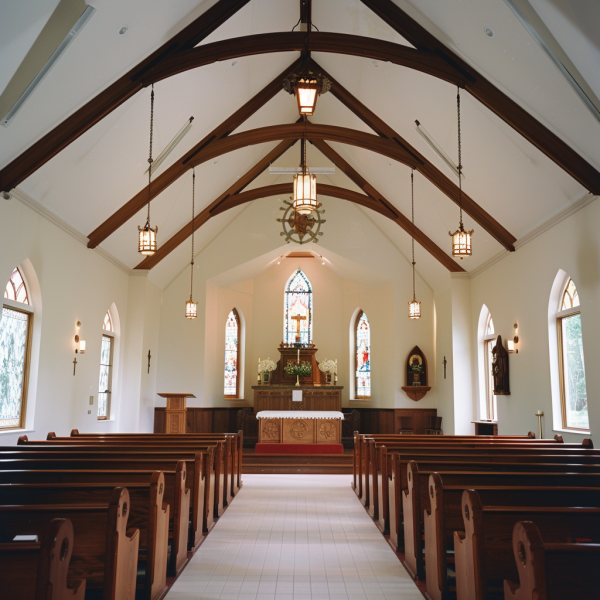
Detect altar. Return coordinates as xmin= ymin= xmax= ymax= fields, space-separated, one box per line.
xmin=256 ymin=410 xmax=344 ymax=444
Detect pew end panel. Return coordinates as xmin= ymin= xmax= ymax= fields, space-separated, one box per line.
xmin=424 ymin=473 xmax=448 ymax=600
xmin=402 ymin=461 xmax=424 ymax=580
xmin=145 ymin=472 xmax=169 ymax=600
xmin=170 ymin=461 xmax=191 ymax=578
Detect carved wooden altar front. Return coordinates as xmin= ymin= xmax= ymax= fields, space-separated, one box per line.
xmin=258 ymin=416 xmax=342 ymax=444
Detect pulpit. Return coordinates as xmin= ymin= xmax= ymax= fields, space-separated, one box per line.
xmin=158 ymin=393 xmax=195 ymax=433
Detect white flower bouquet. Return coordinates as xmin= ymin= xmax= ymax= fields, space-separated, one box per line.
xmin=258 ymin=358 xmax=277 ymax=374
xmin=318 ymin=358 xmax=338 ymax=375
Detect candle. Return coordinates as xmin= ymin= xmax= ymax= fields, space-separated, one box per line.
xmin=297 ymin=349 xmax=300 ymax=362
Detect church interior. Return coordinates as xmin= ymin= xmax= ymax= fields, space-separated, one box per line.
xmin=1 ymin=0 xmax=600 ymax=598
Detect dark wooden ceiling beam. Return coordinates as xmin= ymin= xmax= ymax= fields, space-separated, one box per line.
xmin=135 ymin=139 xmax=298 ymax=270
xmin=311 ymin=60 xmax=515 ymax=251
xmin=360 ymin=0 xmax=600 ymax=194
xmin=167 ymin=122 xmax=515 ymax=251
xmin=310 ymin=139 xmax=464 ymax=273
xmin=0 ymin=0 xmax=251 ymax=194
xmin=87 ymin=60 xmax=302 ymax=249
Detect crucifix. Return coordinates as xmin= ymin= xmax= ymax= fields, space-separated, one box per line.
xmin=442 ymin=356 xmax=447 ymax=380
xmin=148 ymin=350 xmax=152 ymax=374
xmin=291 ymin=314 xmax=307 ymax=343
xmin=73 ymin=356 xmax=77 ymax=376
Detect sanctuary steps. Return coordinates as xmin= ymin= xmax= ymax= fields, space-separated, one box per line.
xmin=242 ymin=451 xmax=353 ymax=474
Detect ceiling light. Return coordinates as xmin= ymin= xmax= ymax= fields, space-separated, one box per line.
xmin=293 ymin=139 xmax=318 ymax=215
xmin=2 ymin=5 xmax=96 ymax=127
xmin=146 ymin=116 xmax=194 ymax=175
xmin=408 ymin=170 xmax=421 ymax=320
xmin=484 ymin=27 xmax=494 ymax=38
xmin=283 ymin=65 xmax=330 ymax=116
xmin=185 ymin=168 xmax=198 ymax=319
xmin=119 ymin=25 xmax=128 ymax=35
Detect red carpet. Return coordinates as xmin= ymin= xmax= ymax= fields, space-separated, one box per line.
xmin=255 ymin=443 xmax=344 ymax=455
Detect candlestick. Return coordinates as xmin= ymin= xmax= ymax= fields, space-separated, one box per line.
xmin=297 ymin=348 xmax=300 ymax=363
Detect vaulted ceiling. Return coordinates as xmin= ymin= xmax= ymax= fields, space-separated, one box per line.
xmin=1 ymin=0 xmax=599 ymax=290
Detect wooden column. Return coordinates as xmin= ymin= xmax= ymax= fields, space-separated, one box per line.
xmin=158 ymin=393 xmax=195 ymax=434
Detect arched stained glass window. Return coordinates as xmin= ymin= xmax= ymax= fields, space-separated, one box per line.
xmin=284 ymin=269 xmax=312 ymax=345
xmin=4 ymin=268 xmax=29 ymax=305
xmin=1 ymin=267 xmax=33 ymax=429
xmin=103 ymin=311 xmax=113 ymax=332
xmin=355 ymin=310 xmax=371 ymax=398
xmin=557 ymin=278 xmax=588 ymax=430
xmin=224 ymin=309 xmax=240 ymax=397
xmin=483 ymin=311 xmax=497 ymax=421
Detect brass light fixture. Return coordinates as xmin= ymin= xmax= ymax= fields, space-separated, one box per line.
xmin=138 ymin=84 xmax=158 ymax=255
xmin=185 ymin=169 xmax=198 ymax=319
xmin=293 ymin=133 xmax=318 ymax=215
xmin=449 ymin=87 xmax=473 ymax=258
xmin=408 ymin=170 xmax=421 ymax=320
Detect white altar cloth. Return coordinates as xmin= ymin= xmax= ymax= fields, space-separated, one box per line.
xmin=256 ymin=410 xmax=344 ymax=420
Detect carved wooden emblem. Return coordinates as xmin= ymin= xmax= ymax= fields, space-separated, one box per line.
xmin=290 ymin=420 xmax=309 ymax=439
xmin=262 ymin=421 xmax=279 ymax=439
xmin=319 ymin=421 xmax=336 ymax=440
xmin=291 ymin=400 xmax=305 ymax=410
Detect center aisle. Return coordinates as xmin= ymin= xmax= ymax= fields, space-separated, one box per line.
xmin=166 ymin=474 xmax=423 ymax=600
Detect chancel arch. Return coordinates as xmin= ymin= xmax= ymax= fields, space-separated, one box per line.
xmin=284 ymin=270 xmax=313 ymax=346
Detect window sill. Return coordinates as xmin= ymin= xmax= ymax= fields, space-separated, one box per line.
xmin=552 ymin=427 xmax=591 ymax=436
xmin=0 ymin=428 xmax=34 ymax=436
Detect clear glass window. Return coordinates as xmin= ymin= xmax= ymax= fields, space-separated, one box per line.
xmin=483 ymin=312 xmax=496 ymax=420
xmin=284 ymin=270 xmax=312 ymax=345
xmin=4 ymin=268 xmax=29 ymax=305
xmin=224 ymin=309 xmax=240 ymax=397
xmin=355 ymin=311 xmax=371 ymax=398
xmin=561 ymin=279 xmax=580 ymax=311
xmin=97 ymin=335 xmax=113 ymax=420
xmin=0 ymin=307 xmax=30 ymax=429
xmin=103 ymin=311 xmax=113 ymax=332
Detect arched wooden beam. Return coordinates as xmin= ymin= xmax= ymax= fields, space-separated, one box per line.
xmin=136 ymin=183 xmax=464 ymax=273
xmin=180 ymin=123 xmax=516 ymax=250
xmin=140 ymin=32 xmax=465 ymax=87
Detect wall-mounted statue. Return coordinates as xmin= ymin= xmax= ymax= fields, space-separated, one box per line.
xmin=402 ymin=345 xmax=431 ymax=401
xmin=492 ymin=335 xmax=510 ymax=395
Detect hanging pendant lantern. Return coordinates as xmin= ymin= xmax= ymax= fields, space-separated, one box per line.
xmin=449 ymin=87 xmax=473 ymax=258
xmin=295 ymin=76 xmax=319 ymax=115
xmin=185 ymin=168 xmax=198 ymax=319
xmin=138 ymin=84 xmax=158 ymax=255
xmin=292 ymin=138 xmax=318 ymax=215
xmin=408 ymin=170 xmax=421 ymax=320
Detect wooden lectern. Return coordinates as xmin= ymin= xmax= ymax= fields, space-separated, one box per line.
xmin=158 ymin=393 xmax=195 ymax=434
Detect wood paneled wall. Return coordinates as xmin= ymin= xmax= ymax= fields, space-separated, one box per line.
xmin=154 ymin=407 xmax=437 ymax=435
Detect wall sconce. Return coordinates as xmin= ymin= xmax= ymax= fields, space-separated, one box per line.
xmin=507 ymin=323 xmax=519 ymax=353
xmin=74 ymin=321 xmax=86 ymax=353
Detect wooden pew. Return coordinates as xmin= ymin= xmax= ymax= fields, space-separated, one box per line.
xmin=0 ymin=518 xmax=86 ymax=600
xmin=67 ymin=430 xmax=243 ymax=497
xmin=0 ymin=487 xmax=139 ymax=600
xmin=425 ymin=474 xmax=600 ymax=600
xmin=455 ymin=490 xmax=600 ymax=600
xmin=0 ymin=467 xmax=184 ymax=585
xmin=402 ymin=462 xmax=600 ymax=581
xmin=504 ymin=521 xmax=600 ymax=600
xmin=0 ymin=450 xmax=211 ymax=546
xmin=376 ymin=446 xmax=600 ymax=535
xmin=18 ymin=436 xmax=227 ymax=519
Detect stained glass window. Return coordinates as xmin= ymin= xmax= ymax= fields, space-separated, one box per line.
xmin=284 ymin=269 xmax=312 ymax=345
xmin=97 ymin=335 xmax=113 ymax=420
xmin=224 ymin=309 xmax=240 ymax=397
xmin=558 ymin=278 xmax=588 ymax=430
xmin=103 ymin=311 xmax=113 ymax=332
xmin=0 ymin=307 xmax=30 ymax=429
xmin=355 ymin=311 xmax=371 ymax=398
xmin=4 ymin=268 xmax=29 ymax=305
xmin=483 ymin=311 xmax=496 ymax=420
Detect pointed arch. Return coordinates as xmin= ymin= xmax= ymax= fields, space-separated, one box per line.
xmin=224 ymin=308 xmax=240 ymax=398
xmin=284 ymin=270 xmax=313 ymax=345
xmin=355 ymin=310 xmax=371 ymax=399
xmin=477 ymin=305 xmax=497 ymax=422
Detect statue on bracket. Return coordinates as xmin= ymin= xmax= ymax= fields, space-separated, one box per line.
xmin=401 ymin=345 xmax=431 ymax=401
xmin=492 ymin=335 xmax=510 ymax=395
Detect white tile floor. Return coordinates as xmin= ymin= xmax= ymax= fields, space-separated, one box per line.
xmin=166 ymin=474 xmax=423 ymax=600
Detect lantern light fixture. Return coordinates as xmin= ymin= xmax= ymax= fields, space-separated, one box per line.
xmin=292 ymin=137 xmax=319 ymax=215
xmin=408 ymin=170 xmax=421 ymax=320
xmin=185 ymin=168 xmax=198 ymax=319
xmin=138 ymin=84 xmax=158 ymax=255
xmin=449 ymin=87 xmax=473 ymax=258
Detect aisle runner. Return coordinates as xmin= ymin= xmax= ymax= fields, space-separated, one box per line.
xmin=166 ymin=474 xmax=423 ymax=600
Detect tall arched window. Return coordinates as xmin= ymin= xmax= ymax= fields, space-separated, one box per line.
xmin=224 ymin=309 xmax=240 ymax=398
xmin=1 ymin=268 xmax=33 ymax=429
xmin=483 ymin=311 xmax=497 ymax=421
xmin=284 ymin=269 xmax=312 ymax=345
xmin=557 ymin=278 xmax=588 ymax=430
xmin=97 ymin=310 xmax=115 ymax=420
xmin=355 ymin=310 xmax=371 ymax=398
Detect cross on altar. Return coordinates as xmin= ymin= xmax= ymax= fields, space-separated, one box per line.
xmin=291 ymin=314 xmax=307 ymax=342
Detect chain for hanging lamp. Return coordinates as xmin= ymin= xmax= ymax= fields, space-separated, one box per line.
xmin=408 ymin=170 xmax=421 ymax=320
xmin=449 ymin=87 xmax=473 ymax=258
xmin=185 ymin=168 xmax=198 ymax=319
xmin=138 ymin=84 xmax=158 ymax=255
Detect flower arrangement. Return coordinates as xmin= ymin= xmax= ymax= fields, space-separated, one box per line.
xmin=258 ymin=358 xmax=277 ymax=374
xmin=318 ymin=358 xmax=338 ymax=375
xmin=284 ymin=360 xmax=312 ymax=377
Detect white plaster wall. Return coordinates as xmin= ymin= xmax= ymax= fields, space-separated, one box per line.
xmin=0 ymin=196 xmax=131 ymax=443
xmin=434 ymin=286 xmax=455 ymax=434
xmin=469 ymin=198 xmax=600 ymax=442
